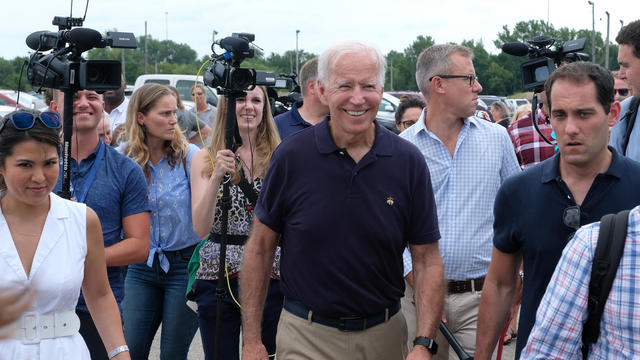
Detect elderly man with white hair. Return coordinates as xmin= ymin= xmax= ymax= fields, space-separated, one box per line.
xmin=240 ymin=41 xmax=444 ymax=360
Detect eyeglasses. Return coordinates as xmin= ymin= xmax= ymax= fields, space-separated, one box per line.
xmin=400 ymin=120 xmax=417 ymax=128
xmin=615 ymin=88 xmax=630 ymax=96
xmin=429 ymin=74 xmax=479 ymax=87
xmin=563 ymin=205 xmax=580 ymax=231
xmin=0 ymin=109 xmax=61 ymax=135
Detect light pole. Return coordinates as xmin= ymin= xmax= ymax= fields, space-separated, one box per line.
xmin=588 ymin=1 xmax=595 ymax=63
xmin=165 ymin=12 xmax=168 ymax=40
xmin=295 ymin=30 xmax=300 ymax=75
xmin=605 ymin=11 xmax=610 ymax=69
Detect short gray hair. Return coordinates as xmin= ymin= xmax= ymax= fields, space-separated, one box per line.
xmin=299 ymin=58 xmax=319 ymax=97
xmin=415 ymin=44 xmax=474 ymax=99
xmin=318 ymin=41 xmax=386 ymax=88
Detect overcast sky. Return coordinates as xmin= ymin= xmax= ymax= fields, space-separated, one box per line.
xmin=2 ymin=0 xmax=638 ymax=62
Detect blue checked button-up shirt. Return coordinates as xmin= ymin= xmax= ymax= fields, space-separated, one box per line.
xmin=400 ymin=111 xmax=520 ymax=280
xmin=522 ymin=206 xmax=640 ymax=359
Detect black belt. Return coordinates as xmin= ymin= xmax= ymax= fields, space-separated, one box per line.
xmin=448 ymin=276 xmax=485 ymax=294
xmin=210 ymin=234 xmax=247 ymax=246
xmin=283 ymin=298 xmax=400 ymax=332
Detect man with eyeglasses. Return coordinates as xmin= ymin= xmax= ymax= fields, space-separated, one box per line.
xmin=400 ymin=44 xmax=520 ymax=359
xmin=395 ymin=96 xmax=425 ymax=133
xmin=190 ymin=83 xmax=217 ymax=129
xmin=475 ymin=61 xmax=640 ymax=360
xmin=611 ymin=20 xmax=640 ymax=161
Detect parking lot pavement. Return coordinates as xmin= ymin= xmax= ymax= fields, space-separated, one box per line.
xmin=149 ymin=326 xmax=204 ymax=359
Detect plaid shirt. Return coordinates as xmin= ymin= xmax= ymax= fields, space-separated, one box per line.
xmin=522 ymin=206 xmax=640 ymax=359
xmin=507 ymin=109 xmax=555 ymax=170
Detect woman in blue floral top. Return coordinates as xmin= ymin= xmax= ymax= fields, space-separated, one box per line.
xmin=119 ymin=84 xmax=200 ymax=359
xmin=190 ymin=86 xmax=281 ymax=360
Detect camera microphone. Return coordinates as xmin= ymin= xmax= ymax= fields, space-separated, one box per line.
xmin=26 ymin=28 xmax=103 ymax=52
xmin=502 ymin=42 xmax=530 ymax=57
xmin=67 ymin=28 xmax=103 ymax=52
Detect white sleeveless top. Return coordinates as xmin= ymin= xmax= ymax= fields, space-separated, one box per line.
xmin=0 ymin=193 xmax=90 ymax=359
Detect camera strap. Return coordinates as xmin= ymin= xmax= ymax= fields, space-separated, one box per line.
xmin=621 ymin=97 xmax=640 ymax=156
xmin=581 ymin=209 xmax=630 ymax=358
xmin=71 ymin=141 xmax=105 ymax=203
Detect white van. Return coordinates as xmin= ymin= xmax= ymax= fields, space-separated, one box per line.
xmin=133 ymin=74 xmax=218 ymax=110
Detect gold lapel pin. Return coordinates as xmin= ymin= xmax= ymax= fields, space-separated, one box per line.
xmin=386 ymin=197 xmax=394 ymax=206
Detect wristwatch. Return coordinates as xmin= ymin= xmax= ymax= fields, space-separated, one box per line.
xmin=413 ymin=336 xmax=438 ymax=354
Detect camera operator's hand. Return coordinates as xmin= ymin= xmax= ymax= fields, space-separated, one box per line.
xmin=241 ymin=341 xmax=269 ymax=360
xmin=212 ymin=149 xmax=236 ymax=184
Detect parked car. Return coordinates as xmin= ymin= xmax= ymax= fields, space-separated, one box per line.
xmin=0 ymin=105 xmax=15 ymax=117
xmin=479 ymin=95 xmax=506 ymax=109
xmin=377 ymin=92 xmax=401 ymax=133
xmin=504 ymin=98 xmax=531 ymax=116
xmin=133 ymin=74 xmax=218 ymax=110
xmin=386 ymin=91 xmax=425 ymax=102
xmin=0 ymin=90 xmax=47 ymax=111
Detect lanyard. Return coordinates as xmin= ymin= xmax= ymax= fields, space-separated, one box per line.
xmin=72 ymin=141 xmax=105 ymax=204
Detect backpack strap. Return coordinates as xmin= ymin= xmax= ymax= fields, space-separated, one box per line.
xmin=622 ymin=97 xmax=640 ymax=156
xmin=581 ymin=209 xmax=630 ymax=358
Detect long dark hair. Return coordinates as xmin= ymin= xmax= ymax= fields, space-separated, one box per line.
xmin=0 ymin=115 xmax=61 ymax=191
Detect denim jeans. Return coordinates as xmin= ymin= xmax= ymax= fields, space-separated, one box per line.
xmin=194 ymin=277 xmax=283 ymax=360
xmin=122 ymin=245 xmax=199 ymax=360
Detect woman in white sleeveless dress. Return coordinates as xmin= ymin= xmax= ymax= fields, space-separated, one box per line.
xmin=0 ymin=109 xmax=131 ymax=360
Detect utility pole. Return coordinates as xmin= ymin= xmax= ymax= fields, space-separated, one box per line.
xmin=605 ymin=11 xmax=610 ymax=69
xmin=165 ymin=12 xmax=168 ymax=40
xmin=588 ymin=1 xmax=595 ymax=63
xmin=144 ymin=21 xmax=148 ymax=74
xmin=295 ymin=30 xmax=300 ymax=75
xmin=390 ymin=58 xmax=394 ymax=91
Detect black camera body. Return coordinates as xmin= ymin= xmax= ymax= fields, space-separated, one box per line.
xmin=203 ymin=33 xmax=275 ymax=93
xmin=26 ymin=16 xmax=136 ymax=92
xmin=503 ymin=36 xmax=588 ymax=92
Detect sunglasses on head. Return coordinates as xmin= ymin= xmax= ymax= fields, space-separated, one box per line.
xmin=0 ymin=109 xmax=61 ymax=135
xmin=615 ymin=88 xmax=630 ymax=96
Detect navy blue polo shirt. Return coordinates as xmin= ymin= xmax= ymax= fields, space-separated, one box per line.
xmin=493 ymin=147 xmax=640 ymax=358
xmin=256 ymin=118 xmax=440 ymax=318
xmin=274 ymin=101 xmax=312 ymax=139
xmin=54 ymin=140 xmax=150 ymax=311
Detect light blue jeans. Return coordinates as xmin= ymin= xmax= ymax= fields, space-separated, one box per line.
xmin=122 ymin=245 xmax=198 ymax=360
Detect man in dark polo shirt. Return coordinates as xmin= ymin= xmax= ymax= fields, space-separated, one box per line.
xmin=274 ymin=57 xmax=329 ymax=139
xmin=475 ymin=62 xmax=640 ymax=359
xmin=240 ymin=41 xmax=444 ymax=360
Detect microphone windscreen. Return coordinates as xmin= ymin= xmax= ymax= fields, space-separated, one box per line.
xmin=67 ymin=28 xmax=103 ymax=51
xmin=502 ymin=42 xmax=530 ymax=57
xmin=26 ymin=31 xmax=55 ymax=51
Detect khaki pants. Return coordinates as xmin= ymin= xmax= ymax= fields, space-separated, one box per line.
xmin=434 ymin=290 xmax=482 ymax=360
xmin=276 ymin=307 xmax=408 ymax=360
xmin=401 ymin=279 xmax=417 ymax=352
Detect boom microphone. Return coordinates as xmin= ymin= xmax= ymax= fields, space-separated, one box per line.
xmin=26 ymin=28 xmax=103 ymax=53
xmin=66 ymin=28 xmax=103 ymax=52
xmin=502 ymin=42 xmax=530 ymax=57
